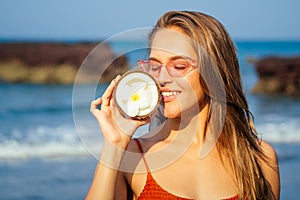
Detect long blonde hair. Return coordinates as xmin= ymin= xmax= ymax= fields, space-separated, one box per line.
xmin=149 ymin=11 xmax=275 ymax=199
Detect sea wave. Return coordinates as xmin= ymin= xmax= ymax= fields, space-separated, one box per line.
xmin=256 ymin=119 xmax=300 ymax=144
xmin=0 ymin=140 xmax=88 ymax=159
xmin=0 ymin=125 xmax=91 ymax=160
xmin=0 ymin=105 xmax=73 ymax=117
xmin=0 ymin=118 xmax=299 ymax=160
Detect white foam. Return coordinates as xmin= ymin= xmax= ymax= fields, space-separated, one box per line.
xmin=1 ymin=116 xmax=299 ymax=160
xmin=0 ymin=140 xmax=88 ymax=159
xmin=0 ymin=125 xmax=90 ymax=160
xmin=256 ymin=120 xmax=300 ymax=143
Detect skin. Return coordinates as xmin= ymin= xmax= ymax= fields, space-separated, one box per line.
xmin=150 ymin=28 xmax=203 ymax=120
xmin=86 ymin=28 xmax=280 ymax=200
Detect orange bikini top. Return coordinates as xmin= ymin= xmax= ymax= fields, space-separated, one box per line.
xmin=134 ymin=139 xmax=239 ymax=200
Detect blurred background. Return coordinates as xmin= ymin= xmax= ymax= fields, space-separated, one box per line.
xmin=0 ymin=0 xmax=300 ymax=199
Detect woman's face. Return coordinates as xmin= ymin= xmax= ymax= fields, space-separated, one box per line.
xmin=149 ymin=28 xmax=205 ymax=119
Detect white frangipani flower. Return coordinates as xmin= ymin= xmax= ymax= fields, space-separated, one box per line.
xmin=127 ymin=83 xmax=153 ymax=117
xmin=114 ymin=71 xmax=160 ymax=119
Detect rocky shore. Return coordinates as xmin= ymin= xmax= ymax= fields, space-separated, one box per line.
xmin=251 ymin=56 xmax=300 ymax=96
xmin=0 ymin=42 xmax=129 ymax=84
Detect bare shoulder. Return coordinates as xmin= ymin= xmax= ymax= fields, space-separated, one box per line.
xmin=126 ymin=138 xmax=139 ymax=152
xmin=260 ymin=140 xmax=278 ymax=163
xmin=126 ymin=137 xmax=156 ymax=153
xmin=120 ymin=138 xmax=145 ymax=174
xmin=259 ymin=140 xmax=280 ymax=199
xmin=125 ymin=138 xmax=146 ymax=153
xmin=118 ymin=139 xmax=142 ymax=184
xmin=259 ymin=140 xmax=279 ymax=174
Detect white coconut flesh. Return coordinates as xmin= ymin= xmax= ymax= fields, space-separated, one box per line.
xmin=114 ymin=71 xmax=160 ymax=118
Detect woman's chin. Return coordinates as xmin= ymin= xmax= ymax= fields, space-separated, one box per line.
xmin=163 ymin=107 xmax=180 ymax=119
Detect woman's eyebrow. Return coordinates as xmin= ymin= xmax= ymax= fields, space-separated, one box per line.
xmin=148 ymin=57 xmax=161 ymax=62
xmin=169 ymin=55 xmax=189 ymax=61
xmin=148 ymin=55 xmax=193 ymax=62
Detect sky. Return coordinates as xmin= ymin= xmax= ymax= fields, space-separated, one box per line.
xmin=0 ymin=0 xmax=300 ymax=41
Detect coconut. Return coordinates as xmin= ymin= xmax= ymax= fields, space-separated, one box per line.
xmin=114 ymin=70 xmax=161 ymax=120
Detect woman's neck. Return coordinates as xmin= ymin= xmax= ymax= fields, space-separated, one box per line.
xmin=162 ymin=102 xmax=209 ymax=146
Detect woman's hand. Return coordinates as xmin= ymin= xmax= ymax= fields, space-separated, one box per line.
xmin=90 ymin=75 xmax=148 ymax=148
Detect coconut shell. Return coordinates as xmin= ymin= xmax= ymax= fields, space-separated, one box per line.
xmin=113 ymin=70 xmax=161 ymax=120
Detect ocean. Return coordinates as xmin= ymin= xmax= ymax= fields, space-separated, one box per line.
xmin=1 ymin=40 xmax=300 ymax=199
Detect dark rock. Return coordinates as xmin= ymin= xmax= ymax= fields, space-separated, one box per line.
xmin=0 ymin=42 xmax=129 ymax=84
xmin=252 ymin=56 xmax=300 ymax=96
xmin=0 ymin=42 xmax=97 ymax=67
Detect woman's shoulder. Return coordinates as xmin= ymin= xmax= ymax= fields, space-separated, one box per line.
xmin=258 ymin=140 xmax=280 ymax=198
xmin=127 ymin=136 xmax=161 ymax=153
xmin=119 ymin=139 xmax=147 ymax=176
xmin=258 ymin=139 xmax=279 ymax=175
xmin=259 ymin=140 xmax=278 ymax=162
xmin=126 ymin=137 xmax=154 ymax=154
xmin=125 ymin=138 xmax=142 ymax=153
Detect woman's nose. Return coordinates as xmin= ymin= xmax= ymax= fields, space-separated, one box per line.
xmin=158 ymin=66 xmax=172 ymax=86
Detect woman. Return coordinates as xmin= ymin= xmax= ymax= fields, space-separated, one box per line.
xmin=87 ymin=11 xmax=280 ymax=199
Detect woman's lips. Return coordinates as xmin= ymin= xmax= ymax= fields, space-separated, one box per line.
xmin=160 ymin=88 xmax=181 ymax=102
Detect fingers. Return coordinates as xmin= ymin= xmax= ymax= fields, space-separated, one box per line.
xmin=89 ymin=74 xmax=150 ymax=138
xmin=115 ymin=74 xmax=122 ymax=82
xmin=90 ymin=97 xmax=102 ymax=114
xmin=101 ymin=75 xmax=121 ymax=107
xmin=90 ymin=75 xmax=122 ymax=113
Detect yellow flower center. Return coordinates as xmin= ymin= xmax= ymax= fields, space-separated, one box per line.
xmin=131 ymin=93 xmax=139 ymax=102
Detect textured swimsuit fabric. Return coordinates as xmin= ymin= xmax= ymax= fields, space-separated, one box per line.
xmin=134 ymin=139 xmax=238 ymax=200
